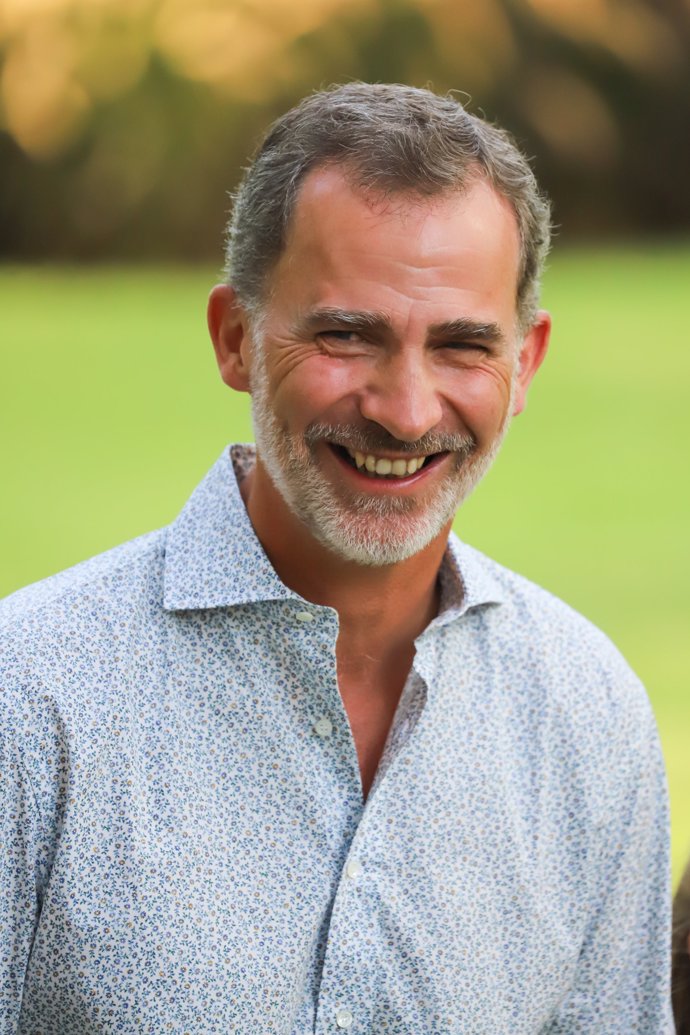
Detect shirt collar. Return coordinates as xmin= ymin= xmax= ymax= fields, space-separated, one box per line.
xmin=163 ymin=445 xmax=297 ymax=610
xmin=163 ymin=444 xmax=507 ymax=616
xmin=435 ymin=532 xmax=507 ymax=627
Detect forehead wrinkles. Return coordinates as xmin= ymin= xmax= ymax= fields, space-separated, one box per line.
xmin=280 ymin=171 xmax=443 ymax=267
xmin=264 ymin=171 xmax=523 ymax=345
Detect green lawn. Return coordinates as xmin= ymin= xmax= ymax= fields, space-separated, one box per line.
xmin=2 ymin=253 xmax=689 ymax=882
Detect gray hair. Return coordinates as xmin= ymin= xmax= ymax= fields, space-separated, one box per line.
xmin=225 ymin=82 xmax=551 ymax=333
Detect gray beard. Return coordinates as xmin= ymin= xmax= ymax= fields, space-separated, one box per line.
xmin=249 ymin=353 xmax=514 ymax=567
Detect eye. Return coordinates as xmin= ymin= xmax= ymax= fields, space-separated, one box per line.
xmin=442 ymin=340 xmax=489 ymax=352
xmin=318 ymin=329 xmax=363 ymax=343
xmin=316 ymin=328 xmax=374 ymax=353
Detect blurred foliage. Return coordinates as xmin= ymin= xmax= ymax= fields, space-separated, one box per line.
xmin=1 ymin=0 xmax=690 ymax=260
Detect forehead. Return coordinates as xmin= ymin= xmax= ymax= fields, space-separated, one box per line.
xmin=269 ymin=166 xmax=522 ymax=329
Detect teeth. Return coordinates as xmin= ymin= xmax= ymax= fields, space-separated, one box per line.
xmin=344 ymin=447 xmax=429 ymax=478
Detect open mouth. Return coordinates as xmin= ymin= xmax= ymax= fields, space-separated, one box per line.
xmin=329 ymin=443 xmax=446 ymax=479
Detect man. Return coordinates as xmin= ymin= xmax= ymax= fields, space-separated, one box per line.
xmin=0 ymin=83 xmax=671 ymax=1032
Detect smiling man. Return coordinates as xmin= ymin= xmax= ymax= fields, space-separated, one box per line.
xmin=1 ymin=84 xmax=672 ymax=1032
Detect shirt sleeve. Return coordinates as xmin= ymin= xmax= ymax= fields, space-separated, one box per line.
xmin=0 ymin=715 xmax=45 ymax=1033
xmin=544 ymin=693 xmax=673 ymax=1034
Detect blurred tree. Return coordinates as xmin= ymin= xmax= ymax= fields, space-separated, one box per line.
xmin=1 ymin=0 xmax=689 ymax=260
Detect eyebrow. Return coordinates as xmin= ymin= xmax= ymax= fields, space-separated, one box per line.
xmin=427 ymin=317 xmax=506 ymax=347
xmin=293 ymin=307 xmax=506 ymax=347
xmin=292 ymin=308 xmax=391 ymax=337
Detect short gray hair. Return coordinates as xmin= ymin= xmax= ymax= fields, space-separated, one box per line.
xmin=225 ymin=82 xmax=551 ymax=332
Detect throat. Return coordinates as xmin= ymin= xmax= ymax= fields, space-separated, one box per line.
xmin=337 ymin=659 xmax=412 ymax=800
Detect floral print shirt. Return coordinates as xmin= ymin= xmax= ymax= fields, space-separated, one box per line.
xmin=0 ymin=445 xmax=672 ymax=1033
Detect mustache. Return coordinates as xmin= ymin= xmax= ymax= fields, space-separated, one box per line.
xmin=304 ymin=422 xmax=476 ymax=457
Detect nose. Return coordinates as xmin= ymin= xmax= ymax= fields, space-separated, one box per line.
xmin=358 ymin=350 xmax=443 ymax=443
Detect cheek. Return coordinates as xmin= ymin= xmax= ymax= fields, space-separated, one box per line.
xmin=274 ymin=358 xmax=364 ymax=422
xmin=447 ymin=368 xmax=515 ymax=433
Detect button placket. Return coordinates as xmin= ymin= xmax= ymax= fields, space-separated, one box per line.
xmin=315 ymin=826 xmax=374 ymax=1035
xmin=335 ymin=1007 xmax=353 ymax=1029
xmin=290 ymin=606 xmax=339 ymax=744
xmin=313 ymin=716 xmax=333 ymax=738
xmin=345 ymin=859 xmax=363 ymax=880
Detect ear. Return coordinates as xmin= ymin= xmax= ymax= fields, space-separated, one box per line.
xmin=512 ymin=309 xmax=551 ymax=416
xmin=207 ymin=284 xmax=252 ymax=393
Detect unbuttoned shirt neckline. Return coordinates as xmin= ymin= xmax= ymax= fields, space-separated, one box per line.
xmin=163 ymin=444 xmax=505 ymax=808
xmin=163 ymin=443 xmax=506 ymax=624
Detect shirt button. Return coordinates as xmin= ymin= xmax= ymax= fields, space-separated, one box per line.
xmin=313 ymin=717 xmax=333 ymax=738
xmin=295 ymin=610 xmax=315 ymax=622
xmin=336 ymin=1008 xmax=353 ymax=1029
xmin=345 ymin=859 xmax=363 ymax=880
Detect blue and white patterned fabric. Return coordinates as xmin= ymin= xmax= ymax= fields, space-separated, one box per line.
xmin=0 ymin=445 xmax=672 ymax=1033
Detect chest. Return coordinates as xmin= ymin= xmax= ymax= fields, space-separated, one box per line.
xmin=337 ymin=671 xmax=406 ymax=798
xmin=27 ymin=703 xmax=585 ymax=1034
xmin=336 ymin=639 xmax=416 ymax=799
xmin=22 ymin=612 xmax=594 ymax=1032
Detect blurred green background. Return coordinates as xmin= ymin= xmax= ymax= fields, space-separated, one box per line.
xmin=1 ymin=0 xmax=689 ymax=881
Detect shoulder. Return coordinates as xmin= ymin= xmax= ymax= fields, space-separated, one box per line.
xmin=0 ymin=528 xmax=167 ymax=696
xmin=450 ymin=542 xmax=666 ymax=833
xmin=460 ymin=540 xmax=642 ymax=679
xmin=1 ymin=527 xmax=166 ymax=625
xmin=0 ymin=528 xmax=171 ymax=810
xmin=451 ymin=539 xmax=658 ymax=757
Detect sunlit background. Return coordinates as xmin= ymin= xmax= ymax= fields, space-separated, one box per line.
xmin=2 ymin=0 xmax=689 ymax=879
xmin=2 ymin=0 xmax=690 ymax=256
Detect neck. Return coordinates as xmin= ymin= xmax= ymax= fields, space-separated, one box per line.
xmin=241 ymin=457 xmax=449 ymax=644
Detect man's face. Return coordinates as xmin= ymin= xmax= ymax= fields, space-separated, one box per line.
xmin=233 ymin=168 xmax=548 ymax=565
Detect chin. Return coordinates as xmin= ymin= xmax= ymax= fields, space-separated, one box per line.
xmin=296 ymin=476 xmax=476 ymax=567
